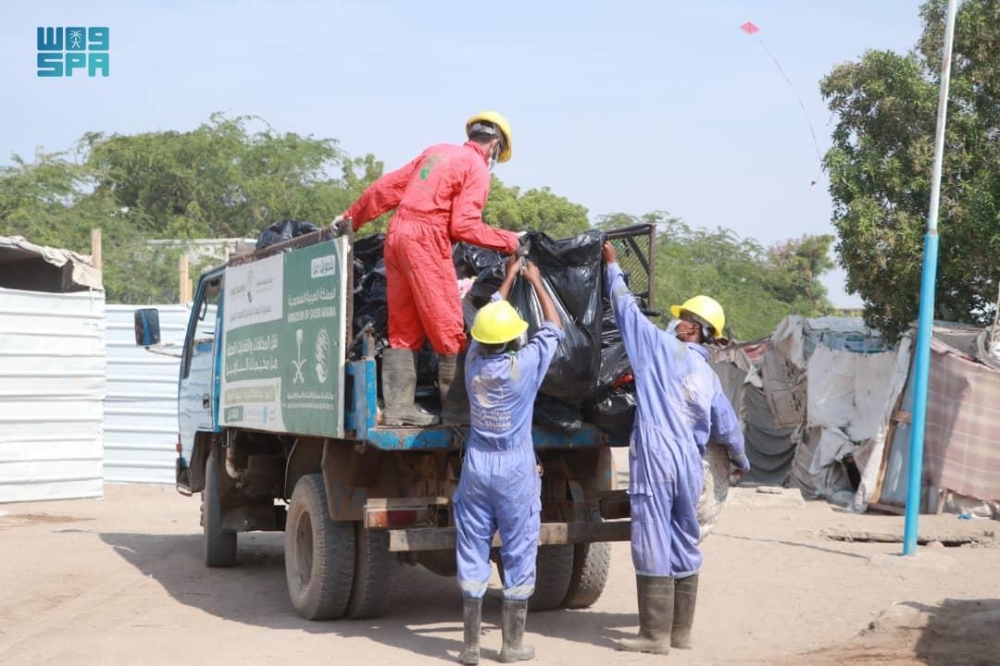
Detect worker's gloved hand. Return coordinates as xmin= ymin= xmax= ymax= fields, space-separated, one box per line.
xmin=332 ymin=214 xmax=351 ymax=236
xmin=515 ymin=232 xmax=532 ymax=257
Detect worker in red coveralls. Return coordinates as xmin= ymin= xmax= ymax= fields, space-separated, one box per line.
xmin=337 ymin=112 xmax=521 ymax=427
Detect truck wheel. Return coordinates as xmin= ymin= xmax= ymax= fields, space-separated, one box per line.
xmin=285 ymin=474 xmax=356 ymax=621
xmin=499 ymin=543 xmax=575 ymax=612
xmin=562 ymin=541 xmax=611 ymax=609
xmin=529 ymin=544 xmax=574 ymax=611
xmin=698 ymin=442 xmax=732 ymax=543
xmin=346 ymin=523 xmax=398 ymax=619
xmin=202 ymin=448 xmax=236 ymax=568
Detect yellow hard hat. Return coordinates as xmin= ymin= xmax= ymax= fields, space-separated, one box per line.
xmin=466 ymin=111 xmax=512 ymax=163
xmin=471 ymin=300 xmax=528 ymax=345
xmin=670 ymin=295 xmax=726 ymax=336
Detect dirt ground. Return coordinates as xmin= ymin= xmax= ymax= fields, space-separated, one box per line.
xmin=1 ymin=465 xmax=998 ymax=666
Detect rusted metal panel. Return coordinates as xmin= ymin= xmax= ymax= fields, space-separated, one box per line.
xmin=386 ymin=519 xmax=632 ymax=552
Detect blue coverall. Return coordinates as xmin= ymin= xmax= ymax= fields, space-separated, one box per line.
xmin=454 ymin=302 xmax=565 ymax=601
xmin=606 ymin=262 xmax=749 ymax=578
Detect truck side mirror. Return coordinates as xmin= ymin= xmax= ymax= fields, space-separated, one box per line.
xmin=134 ymin=308 xmax=162 ymax=346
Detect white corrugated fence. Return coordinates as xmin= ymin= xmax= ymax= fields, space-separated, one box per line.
xmin=0 ymin=288 xmax=106 ymax=502
xmin=103 ymin=304 xmax=189 ymax=484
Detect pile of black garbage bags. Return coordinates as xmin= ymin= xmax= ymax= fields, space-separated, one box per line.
xmin=350 ymin=230 xmax=648 ymax=439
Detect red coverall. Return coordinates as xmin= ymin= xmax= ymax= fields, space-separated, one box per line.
xmin=345 ymin=141 xmax=520 ymax=355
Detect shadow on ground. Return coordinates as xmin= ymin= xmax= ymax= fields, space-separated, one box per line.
xmin=759 ymin=597 xmax=1000 ymax=666
xmin=99 ymin=532 xmax=636 ymax=663
xmin=910 ymin=597 xmax=1000 ymax=666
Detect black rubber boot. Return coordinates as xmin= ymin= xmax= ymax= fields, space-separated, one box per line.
xmin=498 ymin=599 xmax=534 ymax=663
xmin=617 ymin=575 xmax=674 ymax=654
xmin=671 ymin=574 xmax=698 ymax=649
xmin=381 ymin=348 xmax=439 ymax=427
xmin=458 ymin=597 xmax=482 ymax=665
xmin=438 ymin=353 xmax=470 ymax=425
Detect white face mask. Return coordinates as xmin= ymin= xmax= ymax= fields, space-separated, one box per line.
xmin=666 ymin=319 xmax=680 ymax=337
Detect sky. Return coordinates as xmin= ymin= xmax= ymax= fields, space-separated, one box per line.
xmin=1 ymin=1 xmax=929 ymax=307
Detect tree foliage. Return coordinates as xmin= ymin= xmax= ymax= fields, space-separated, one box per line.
xmin=2 ymin=112 xmax=835 ymax=338
xmin=822 ymin=0 xmax=1000 ymax=340
xmin=598 ymin=212 xmax=836 ymax=340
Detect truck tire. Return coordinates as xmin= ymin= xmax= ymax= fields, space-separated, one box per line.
xmin=698 ymin=442 xmax=732 ymax=543
xmin=285 ymin=474 xmax=356 ymax=621
xmin=498 ymin=543 xmax=575 ymax=612
xmin=346 ymin=523 xmax=398 ymax=620
xmin=202 ymin=448 xmax=237 ymax=568
xmin=562 ymin=541 xmax=611 ymax=609
xmin=529 ymin=544 xmax=575 ymax=611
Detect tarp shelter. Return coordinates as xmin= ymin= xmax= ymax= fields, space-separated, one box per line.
xmin=870 ymin=323 xmax=1000 ymax=518
xmin=0 ymin=237 xmax=106 ymax=503
xmin=713 ymin=315 xmax=1000 ymax=517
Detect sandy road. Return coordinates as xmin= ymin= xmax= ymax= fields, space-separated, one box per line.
xmin=1 ymin=479 xmax=997 ymax=666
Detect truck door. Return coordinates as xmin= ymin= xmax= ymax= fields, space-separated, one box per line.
xmin=178 ymin=271 xmax=224 ymax=461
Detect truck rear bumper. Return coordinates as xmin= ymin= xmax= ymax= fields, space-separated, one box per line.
xmin=385 ymin=519 xmax=631 ymax=552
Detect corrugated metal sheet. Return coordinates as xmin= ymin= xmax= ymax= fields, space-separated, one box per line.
xmin=0 ymin=287 xmax=106 ymax=502
xmin=103 ymin=304 xmax=189 ymax=484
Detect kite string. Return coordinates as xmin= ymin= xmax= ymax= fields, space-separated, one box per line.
xmin=754 ymin=35 xmax=826 ymax=183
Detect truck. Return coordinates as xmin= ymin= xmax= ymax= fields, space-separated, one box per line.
xmin=133 ymin=223 xmax=666 ymax=621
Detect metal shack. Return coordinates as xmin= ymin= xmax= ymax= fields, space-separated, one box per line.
xmin=0 ymin=237 xmax=106 ymax=503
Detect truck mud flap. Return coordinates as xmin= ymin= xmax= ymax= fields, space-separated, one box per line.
xmin=385 ymin=520 xmax=631 ymax=553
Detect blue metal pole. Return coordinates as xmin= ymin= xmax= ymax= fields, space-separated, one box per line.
xmin=902 ymin=0 xmax=960 ymax=556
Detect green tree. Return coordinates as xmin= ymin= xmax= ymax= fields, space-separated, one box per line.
xmin=484 ymin=178 xmax=590 ymax=238
xmin=600 ymin=212 xmax=836 ymax=340
xmin=822 ymin=0 xmax=1000 ymax=340
xmin=83 ymin=112 xmax=346 ymax=239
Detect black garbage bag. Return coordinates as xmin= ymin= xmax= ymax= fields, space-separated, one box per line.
xmin=349 ymin=235 xmax=389 ymax=358
xmin=453 ymin=243 xmax=504 ymax=280
xmin=533 ymin=395 xmax=583 ymax=434
xmin=595 ymin=342 xmax=632 ymax=398
xmin=349 ymin=230 xmax=637 ymax=414
xmin=255 ymin=219 xmax=319 ymax=250
xmin=415 ymin=341 xmax=439 ymax=398
xmin=584 ymin=386 xmax=637 ymax=439
xmin=350 ymin=234 xmax=439 ymax=396
xmin=503 ymin=231 xmax=605 ymax=406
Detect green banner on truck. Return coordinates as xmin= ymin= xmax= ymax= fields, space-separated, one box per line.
xmin=219 ymin=237 xmax=349 ymax=438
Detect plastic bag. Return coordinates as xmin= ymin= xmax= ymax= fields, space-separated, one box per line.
xmin=349 ymin=235 xmax=389 ymax=358
xmin=255 ymin=219 xmax=319 ymax=250
xmin=595 ymin=342 xmax=632 ymax=398
xmin=351 ymin=229 xmax=638 ymax=420
xmin=583 ymin=387 xmax=637 ymax=439
xmin=453 ymin=243 xmax=504 ymax=280
xmin=502 ymin=231 xmax=605 ymax=406
xmin=533 ymin=395 xmax=584 ymax=433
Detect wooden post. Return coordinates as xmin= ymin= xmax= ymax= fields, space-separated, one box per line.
xmin=179 ymin=254 xmax=191 ymax=303
xmin=90 ymin=228 xmax=102 ymax=272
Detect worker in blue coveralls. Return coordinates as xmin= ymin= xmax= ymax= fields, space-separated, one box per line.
xmin=454 ymin=252 xmax=564 ymax=665
xmin=602 ymin=240 xmax=750 ymax=655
